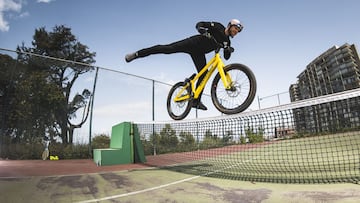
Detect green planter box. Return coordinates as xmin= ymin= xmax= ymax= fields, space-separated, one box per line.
xmin=93 ymin=122 xmax=146 ymax=166
xmin=93 ymin=148 xmax=131 ymax=166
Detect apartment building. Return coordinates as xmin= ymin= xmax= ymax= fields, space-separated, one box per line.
xmin=289 ymin=43 xmax=360 ymax=133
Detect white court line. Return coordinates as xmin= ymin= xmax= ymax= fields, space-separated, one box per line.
xmin=75 ymin=175 xmax=201 ymax=203
xmin=75 ymin=149 xmax=274 ymax=203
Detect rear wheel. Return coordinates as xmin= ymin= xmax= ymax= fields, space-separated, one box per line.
xmin=211 ymin=63 xmax=256 ymax=114
xmin=167 ymin=82 xmax=193 ymax=120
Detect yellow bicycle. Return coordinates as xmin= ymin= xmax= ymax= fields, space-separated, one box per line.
xmin=167 ymin=39 xmax=257 ymax=120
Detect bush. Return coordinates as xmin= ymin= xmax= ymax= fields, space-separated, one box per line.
xmin=91 ymin=134 xmax=110 ymax=149
xmin=239 ymin=136 xmax=247 ymax=144
xmin=246 ymin=128 xmax=264 ymax=144
xmin=61 ymin=144 xmax=89 ymax=159
xmin=0 ymin=142 xmax=44 ymax=160
xmin=199 ymin=137 xmax=223 ymax=149
xmin=0 ymin=142 xmax=92 ymax=160
xmin=248 ymin=133 xmax=264 ymax=143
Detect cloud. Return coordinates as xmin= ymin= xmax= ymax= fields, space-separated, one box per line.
xmin=0 ymin=0 xmax=23 ymax=32
xmin=17 ymin=11 xmax=28 ymax=18
xmin=37 ymin=0 xmax=54 ymax=3
xmin=0 ymin=0 xmax=54 ymax=32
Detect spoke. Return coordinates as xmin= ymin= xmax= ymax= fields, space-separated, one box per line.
xmin=216 ymin=69 xmax=251 ymax=109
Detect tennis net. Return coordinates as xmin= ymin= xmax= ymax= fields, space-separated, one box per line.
xmin=135 ymin=88 xmax=360 ymax=184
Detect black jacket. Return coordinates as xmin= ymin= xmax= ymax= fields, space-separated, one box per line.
xmin=195 ymin=21 xmax=232 ymax=60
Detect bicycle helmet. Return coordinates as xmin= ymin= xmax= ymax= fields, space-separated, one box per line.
xmin=228 ymin=19 xmax=243 ymax=32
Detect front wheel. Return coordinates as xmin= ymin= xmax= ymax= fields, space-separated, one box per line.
xmin=211 ymin=63 xmax=257 ymax=114
xmin=167 ymin=81 xmax=193 ymax=120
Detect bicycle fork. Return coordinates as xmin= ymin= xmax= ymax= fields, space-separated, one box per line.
xmin=174 ymin=83 xmax=191 ymax=102
xmin=217 ymin=62 xmax=233 ymax=90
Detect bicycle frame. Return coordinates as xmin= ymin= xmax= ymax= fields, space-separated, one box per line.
xmin=174 ymin=52 xmax=233 ymax=102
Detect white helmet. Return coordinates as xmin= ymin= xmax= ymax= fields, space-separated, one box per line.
xmin=228 ymin=19 xmax=243 ymax=32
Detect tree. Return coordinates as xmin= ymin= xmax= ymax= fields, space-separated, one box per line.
xmin=91 ymin=134 xmax=110 ymax=149
xmin=0 ymin=54 xmax=18 ymax=137
xmin=0 ymin=54 xmax=57 ymax=144
xmin=149 ymin=132 xmax=160 ymax=155
xmin=178 ymin=131 xmax=196 ymax=152
xmin=16 ymin=25 xmax=96 ymax=144
xmin=179 ymin=131 xmax=195 ymax=145
xmin=10 ymin=70 xmax=64 ymax=143
xmin=200 ymin=129 xmax=222 ymax=149
xmin=159 ymin=124 xmax=178 ymax=153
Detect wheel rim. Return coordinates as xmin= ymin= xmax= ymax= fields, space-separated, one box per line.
xmin=168 ymin=83 xmax=192 ymax=119
xmin=214 ymin=68 xmax=253 ymax=111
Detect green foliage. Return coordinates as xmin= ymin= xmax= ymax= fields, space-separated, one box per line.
xmin=141 ymin=125 xmax=197 ymax=155
xmin=0 ymin=24 xmax=96 ymax=146
xmin=149 ymin=132 xmax=160 ymax=147
xmin=239 ymin=136 xmax=247 ymax=144
xmin=0 ymin=142 xmax=43 ymax=160
xmin=141 ymin=139 xmax=155 ymax=156
xmin=178 ymin=131 xmax=197 ymax=152
xmin=179 ymin=131 xmax=196 ymax=145
xmin=10 ymin=71 xmax=65 ymax=143
xmin=91 ymin=134 xmax=110 ymax=149
xmin=199 ymin=129 xmax=223 ymax=149
xmin=61 ymin=144 xmax=89 ymax=159
xmin=141 ymin=127 xmax=240 ymax=155
xmin=158 ymin=124 xmax=179 ymax=154
xmin=246 ymin=127 xmax=264 ymax=143
xmin=199 ymin=136 xmax=221 ymax=149
xmin=141 ymin=132 xmax=160 ymax=155
xmin=0 ymin=142 xmax=90 ymax=160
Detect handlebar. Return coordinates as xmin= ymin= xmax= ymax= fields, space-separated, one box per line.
xmin=208 ymin=35 xmax=223 ymax=49
xmin=204 ymin=33 xmax=234 ymax=54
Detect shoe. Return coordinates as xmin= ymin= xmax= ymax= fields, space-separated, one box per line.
xmin=125 ymin=52 xmax=138 ymax=63
xmin=192 ymin=100 xmax=207 ymax=111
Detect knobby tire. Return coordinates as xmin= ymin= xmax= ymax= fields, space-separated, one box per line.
xmin=167 ymin=82 xmax=193 ymax=120
xmin=211 ymin=63 xmax=257 ymax=114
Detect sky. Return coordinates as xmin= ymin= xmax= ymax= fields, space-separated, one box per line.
xmin=1 ymin=0 xmax=360 ymax=139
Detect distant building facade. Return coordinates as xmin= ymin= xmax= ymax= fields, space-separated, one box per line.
xmin=289 ymin=43 xmax=360 ymax=133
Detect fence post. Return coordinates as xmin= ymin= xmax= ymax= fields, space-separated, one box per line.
xmin=89 ymin=67 xmax=99 ymax=157
xmin=152 ymin=80 xmax=155 ymax=121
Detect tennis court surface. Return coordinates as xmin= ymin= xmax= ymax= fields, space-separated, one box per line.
xmin=1 ymin=83 xmax=360 ymax=202
xmin=1 ymin=158 xmax=360 ymax=203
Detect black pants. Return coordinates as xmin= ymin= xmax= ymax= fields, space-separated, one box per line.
xmin=137 ymin=36 xmax=211 ymax=101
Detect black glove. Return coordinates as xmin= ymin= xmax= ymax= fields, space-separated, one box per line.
xmin=224 ymin=46 xmax=234 ymax=60
xmin=225 ymin=46 xmax=235 ymax=53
